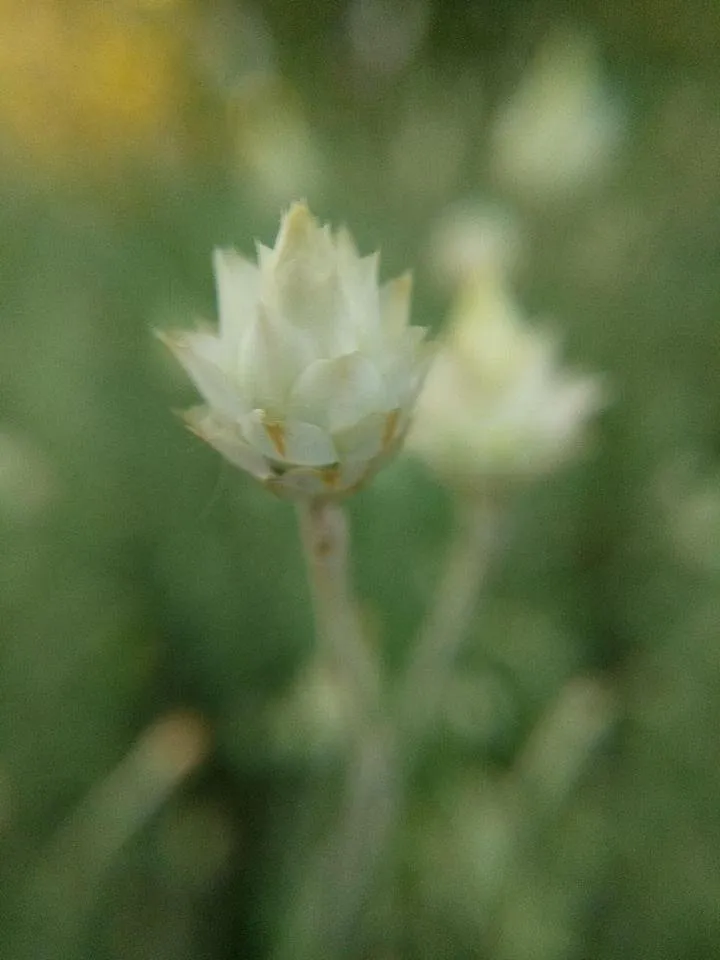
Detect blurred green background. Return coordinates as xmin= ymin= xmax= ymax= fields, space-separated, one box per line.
xmin=2 ymin=1 xmax=720 ymax=958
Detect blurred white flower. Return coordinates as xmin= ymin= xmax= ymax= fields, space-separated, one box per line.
xmin=491 ymin=29 xmax=621 ymax=201
xmin=408 ymin=273 xmax=605 ymax=486
xmin=160 ymin=202 xmax=429 ymax=498
xmin=427 ymin=200 xmax=523 ymax=288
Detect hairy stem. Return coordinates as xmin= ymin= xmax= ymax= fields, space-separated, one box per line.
xmin=284 ymin=498 xmax=391 ymax=959
xmin=296 ymin=498 xmax=379 ymax=721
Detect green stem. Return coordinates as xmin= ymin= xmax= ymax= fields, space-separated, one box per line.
xmin=296 ymin=498 xmax=379 ymax=722
xmin=398 ymin=495 xmax=502 ymax=748
xmin=281 ymin=498 xmax=391 ymax=960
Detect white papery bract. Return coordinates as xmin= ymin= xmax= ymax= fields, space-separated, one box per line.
xmin=159 ymin=202 xmax=429 ymax=497
xmin=409 ymin=272 xmax=605 ymax=487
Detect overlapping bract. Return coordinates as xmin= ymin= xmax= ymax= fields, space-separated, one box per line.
xmin=160 ymin=202 xmax=429 ymax=497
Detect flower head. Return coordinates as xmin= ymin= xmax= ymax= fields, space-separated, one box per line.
xmin=408 ymin=272 xmax=605 ymax=488
xmin=159 ymin=202 xmax=429 ymax=497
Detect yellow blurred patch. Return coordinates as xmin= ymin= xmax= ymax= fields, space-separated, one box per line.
xmin=0 ymin=0 xmax=193 ymax=174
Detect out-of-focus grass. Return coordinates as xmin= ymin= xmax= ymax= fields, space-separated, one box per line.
xmin=1 ymin=2 xmax=720 ymax=959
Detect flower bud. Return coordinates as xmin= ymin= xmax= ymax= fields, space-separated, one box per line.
xmin=159 ymin=202 xmax=430 ymax=498
xmin=408 ymin=273 xmax=605 ymax=487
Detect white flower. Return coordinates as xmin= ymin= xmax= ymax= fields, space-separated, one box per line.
xmin=490 ymin=29 xmax=621 ymax=201
xmin=408 ymin=272 xmax=605 ymax=486
xmin=159 ymin=202 xmax=429 ymax=497
xmin=427 ymin=200 xmax=523 ymax=288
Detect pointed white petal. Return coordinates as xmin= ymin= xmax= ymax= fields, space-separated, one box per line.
xmin=237 ymin=305 xmax=313 ymax=411
xmin=332 ymin=411 xmax=387 ymax=463
xmin=274 ymin=201 xmax=323 ymax=263
xmin=335 ymin=227 xmax=363 ymax=291
xmin=283 ymin=420 xmax=338 ymax=465
xmin=352 ymin=253 xmax=382 ymax=330
xmin=380 ymin=272 xmax=413 ymax=333
xmin=158 ymin=330 xmax=247 ymax=420
xmin=335 ymin=236 xmax=381 ymax=340
xmin=335 ymin=225 xmax=359 ymax=262
xmin=183 ymin=407 xmax=270 ymax=478
xmin=271 ymin=203 xmax=340 ymax=335
xmin=289 ymin=353 xmax=387 ymax=433
xmin=242 ymin=410 xmax=338 ymax=466
xmin=212 ymin=248 xmax=261 ymax=343
xmin=377 ymin=326 xmax=431 ymax=407
xmin=358 ymin=251 xmax=380 ymax=290
xmin=255 ymin=241 xmax=275 ymax=273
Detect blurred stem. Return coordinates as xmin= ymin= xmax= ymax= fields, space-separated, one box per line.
xmin=398 ymin=494 xmax=503 ymax=747
xmin=479 ymin=677 xmax=616 ymax=954
xmin=277 ymin=721 xmax=398 ymax=960
xmin=296 ymin=497 xmax=380 ymax=724
xmin=19 ymin=713 xmax=209 ymax=960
